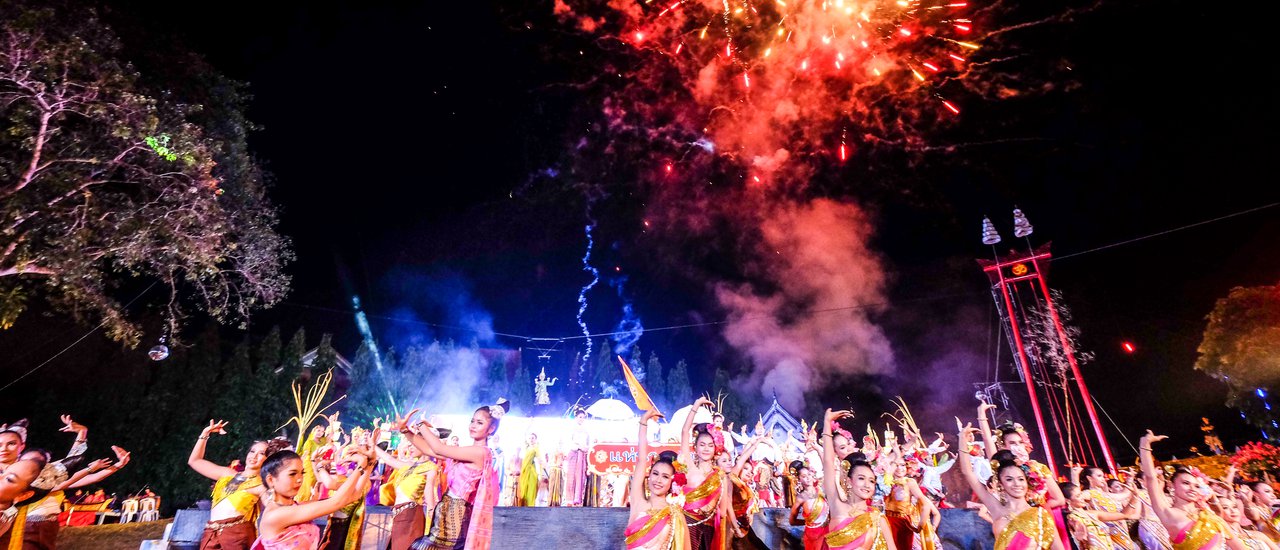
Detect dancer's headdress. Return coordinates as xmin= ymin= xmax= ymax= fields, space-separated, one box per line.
xmin=994 ymin=422 xmax=1032 ymax=450
xmin=0 ymin=419 xmax=29 ymax=443
xmin=492 ymin=398 xmax=511 ymax=418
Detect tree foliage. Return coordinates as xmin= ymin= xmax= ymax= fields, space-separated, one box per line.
xmin=668 ymin=359 xmax=692 ymax=406
xmin=1196 ymin=283 xmax=1280 ymax=435
xmin=1196 ymin=283 xmax=1280 ymax=389
xmin=0 ymin=3 xmax=290 ymax=344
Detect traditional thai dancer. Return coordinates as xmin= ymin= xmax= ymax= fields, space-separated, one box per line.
xmin=679 ymin=397 xmax=725 ymax=550
xmin=376 ymin=441 xmax=440 ymax=550
xmin=397 ymin=405 xmax=499 ymax=550
xmin=189 ymin=420 xmax=288 ymax=550
xmin=253 ymin=448 xmax=372 ymax=550
xmin=821 ymin=409 xmax=895 ymax=550
xmin=564 ymin=407 xmax=590 ymax=507
xmin=1212 ymin=496 xmax=1277 ymax=550
xmin=1138 ymin=430 xmax=1239 ymax=550
xmin=19 ymin=445 xmax=130 ymax=550
xmin=790 ymin=460 xmax=829 ymax=550
xmin=0 ymin=454 xmax=47 ymax=542
xmin=721 ymin=436 xmax=764 ymax=536
xmin=1063 ymin=482 xmax=1140 ymax=550
xmin=515 ymin=434 xmax=540 ymax=507
xmin=625 ymin=409 xmax=689 ymax=550
xmin=711 ymin=437 xmax=761 ymax=550
xmin=1133 ymin=475 xmax=1173 ymax=550
xmin=298 ymin=423 xmax=331 ymax=502
xmin=978 ymin=404 xmax=1068 ymax=548
xmin=1247 ymin=482 xmax=1280 ymax=544
xmin=1072 ymin=465 xmax=1139 ymax=550
xmin=883 ymin=457 xmax=941 ymax=550
xmin=958 ymin=424 xmax=1063 ymax=550
xmin=546 ymin=450 xmax=564 ymax=507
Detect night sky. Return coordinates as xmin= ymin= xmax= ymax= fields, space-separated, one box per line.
xmin=2 ymin=0 xmax=1278 ymax=464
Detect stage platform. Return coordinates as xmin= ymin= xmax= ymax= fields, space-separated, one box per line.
xmin=157 ymin=507 xmax=995 ymax=549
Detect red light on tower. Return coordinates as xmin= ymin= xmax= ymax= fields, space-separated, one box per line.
xmin=1121 ymin=341 xmax=1136 ymax=354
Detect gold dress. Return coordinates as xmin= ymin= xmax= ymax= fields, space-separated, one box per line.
xmin=626 ymin=504 xmax=692 ymax=550
xmin=825 ymin=510 xmax=890 ymax=550
xmin=995 ymin=507 xmax=1057 ymax=550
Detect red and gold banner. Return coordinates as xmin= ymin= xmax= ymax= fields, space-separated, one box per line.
xmin=588 ymin=443 xmax=682 ymax=476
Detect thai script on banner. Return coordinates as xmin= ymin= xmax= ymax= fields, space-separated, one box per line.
xmin=588 ymin=442 xmax=682 ymax=476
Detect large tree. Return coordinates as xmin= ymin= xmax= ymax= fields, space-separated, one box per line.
xmin=1196 ymin=283 xmax=1280 ymax=435
xmin=0 ymin=3 xmax=290 ymax=344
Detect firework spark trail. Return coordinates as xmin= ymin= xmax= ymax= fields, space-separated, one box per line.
xmin=576 ymin=218 xmax=601 ymax=367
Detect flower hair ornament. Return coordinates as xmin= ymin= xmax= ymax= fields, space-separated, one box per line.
xmin=491 ymin=398 xmax=511 ymax=419
xmin=993 ymin=422 xmax=1032 ymax=451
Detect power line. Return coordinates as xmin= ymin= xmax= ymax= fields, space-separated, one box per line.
xmin=0 ymin=281 xmax=159 ymax=394
xmin=1053 ymin=201 xmax=1279 ymax=262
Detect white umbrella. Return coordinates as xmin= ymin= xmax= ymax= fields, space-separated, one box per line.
xmin=585 ymin=398 xmax=636 ymax=420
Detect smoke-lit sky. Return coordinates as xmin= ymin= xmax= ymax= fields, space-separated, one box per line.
xmin=3 ymin=1 xmax=1279 ymax=459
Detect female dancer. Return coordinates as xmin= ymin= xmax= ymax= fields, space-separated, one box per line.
xmin=546 ymin=450 xmax=564 ymax=507
xmin=1212 ymin=496 xmax=1277 ymax=550
xmin=1139 ymin=430 xmax=1240 ymax=550
xmin=1247 ymin=482 xmax=1280 ymax=543
xmin=515 ymin=434 xmax=540 ymax=507
xmin=958 ymin=424 xmax=1063 ymax=550
xmin=253 ymin=448 xmax=372 ymax=550
xmin=625 ymin=409 xmax=689 ymax=550
xmin=298 ymin=423 xmax=330 ymax=502
xmin=821 ymin=409 xmax=895 ymax=550
xmin=1072 ymin=465 xmax=1139 ymax=550
xmin=977 ymin=404 xmax=1066 ymax=509
xmin=883 ymin=458 xmax=940 ymax=550
xmin=376 ymin=441 xmax=440 ymax=550
xmin=1063 ymin=483 xmax=1140 ymax=550
xmin=789 ymin=460 xmax=829 ymax=550
xmin=711 ymin=436 xmax=762 ymax=549
xmin=1132 ymin=475 xmax=1173 ymax=550
xmin=395 ymin=406 xmax=499 ymax=550
xmin=19 ymin=445 xmax=130 ymax=550
xmin=679 ymin=397 xmax=724 ymax=550
xmin=564 ymin=407 xmax=590 ymax=507
xmin=189 ymin=420 xmax=289 ymax=549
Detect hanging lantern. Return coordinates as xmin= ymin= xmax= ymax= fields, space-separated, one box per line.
xmin=981 ymin=217 xmax=1002 ymax=245
xmin=1013 ymin=208 xmax=1034 ymax=238
xmin=148 ymin=335 xmax=169 ymax=361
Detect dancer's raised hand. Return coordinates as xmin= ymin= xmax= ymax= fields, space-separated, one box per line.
xmin=203 ymin=419 xmax=229 ymax=436
xmin=111 ymin=446 xmax=131 ymax=469
xmin=59 ymin=414 xmax=87 ymax=434
xmin=1140 ymin=430 xmax=1168 ymax=446
xmin=390 ymin=409 xmax=420 ymax=433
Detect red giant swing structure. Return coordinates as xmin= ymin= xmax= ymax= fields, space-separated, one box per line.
xmin=977 ymin=209 xmax=1116 ymax=477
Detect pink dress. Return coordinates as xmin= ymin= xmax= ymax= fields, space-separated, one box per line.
xmin=251 ymin=523 xmax=322 ymax=550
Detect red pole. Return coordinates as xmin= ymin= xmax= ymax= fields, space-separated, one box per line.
xmin=995 ymin=272 xmax=1059 ymax=477
xmin=1033 ymin=259 xmax=1117 ymax=475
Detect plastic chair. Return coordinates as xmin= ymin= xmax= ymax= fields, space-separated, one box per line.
xmin=139 ymin=496 xmax=160 ymax=522
xmin=119 ymin=498 xmax=139 ymax=524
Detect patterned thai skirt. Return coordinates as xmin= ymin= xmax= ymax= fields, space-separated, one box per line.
xmin=410 ymin=495 xmax=472 ymax=550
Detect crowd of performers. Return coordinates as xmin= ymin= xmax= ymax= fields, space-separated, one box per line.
xmin=0 ymin=399 xmax=1272 ymax=550
xmin=173 ymin=396 xmax=1280 ymax=550
xmin=0 ymin=415 xmax=132 ymax=550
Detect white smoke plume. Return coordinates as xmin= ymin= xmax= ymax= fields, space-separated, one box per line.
xmin=715 ymin=198 xmax=895 ymax=410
